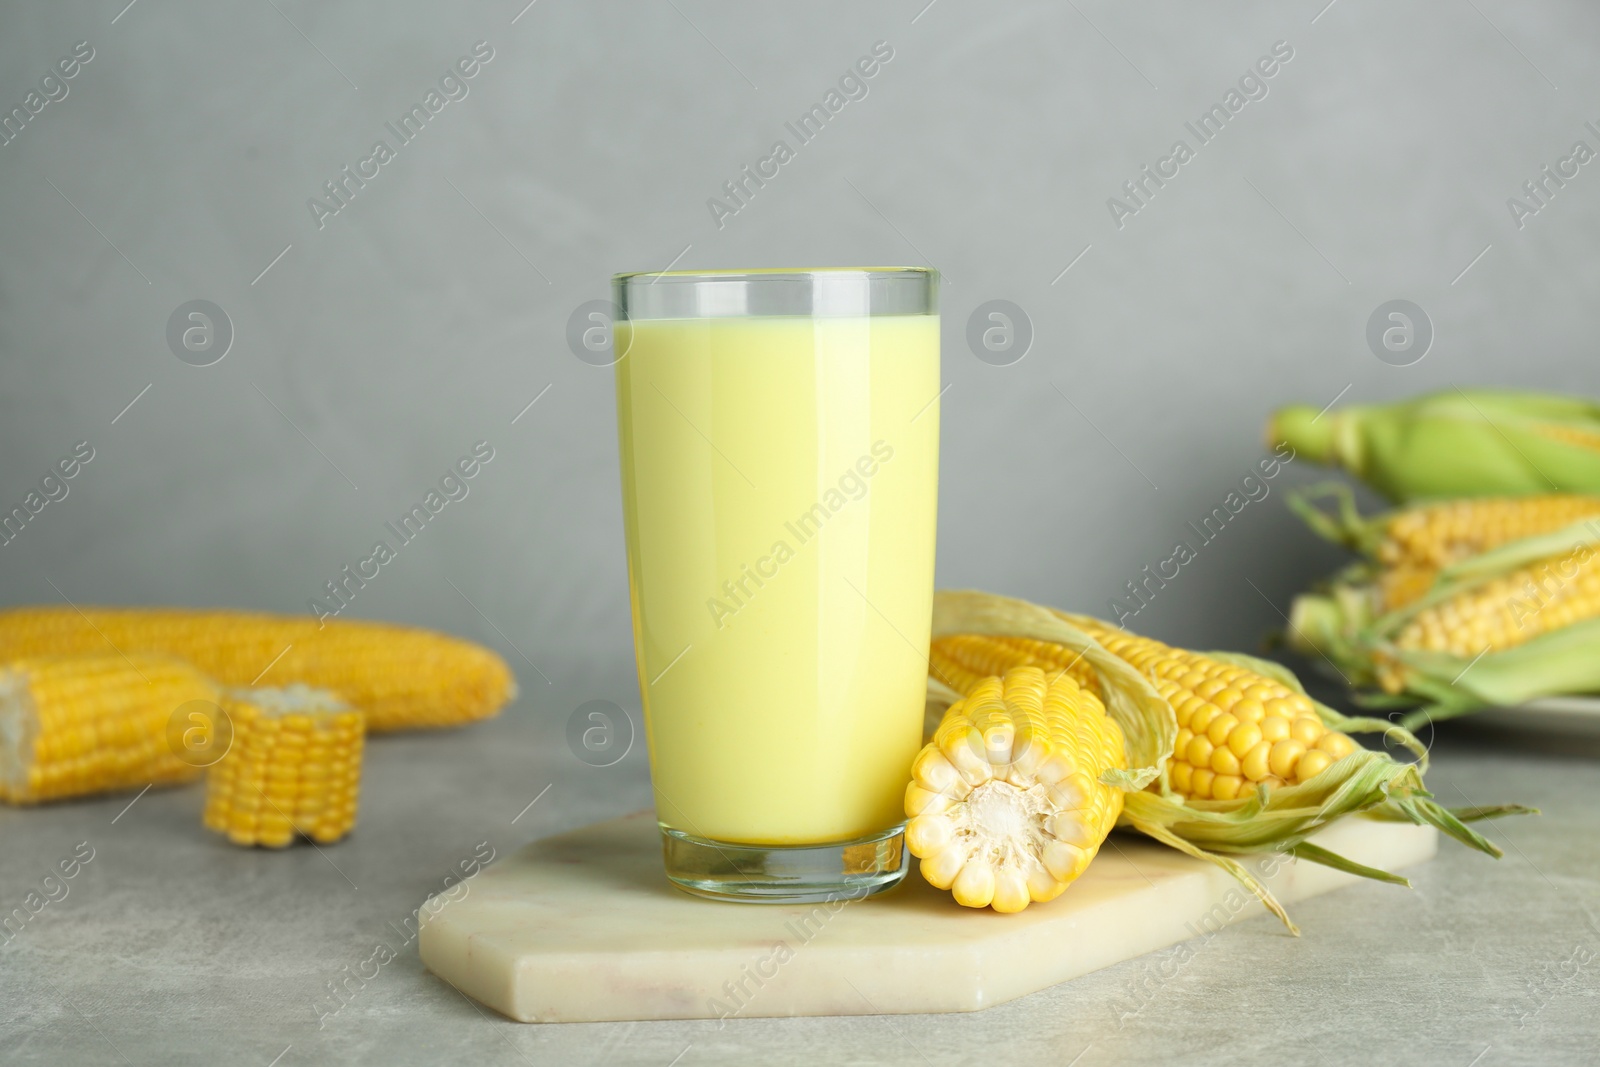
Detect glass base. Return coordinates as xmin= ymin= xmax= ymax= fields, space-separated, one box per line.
xmin=660 ymin=823 xmax=908 ymax=904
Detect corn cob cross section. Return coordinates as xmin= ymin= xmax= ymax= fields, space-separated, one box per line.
xmin=203 ymin=685 xmax=364 ymax=847
xmin=906 ymin=666 xmax=1128 ymax=912
xmin=0 ymin=606 xmax=516 ymax=732
xmin=0 ymin=656 xmax=221 ymax=804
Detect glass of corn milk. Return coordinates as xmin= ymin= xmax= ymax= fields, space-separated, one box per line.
xmin=613 ymin=268 xmax=940 ymax=902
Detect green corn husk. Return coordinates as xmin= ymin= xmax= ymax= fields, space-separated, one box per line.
xmin=1285 ymin=482 xmax=1392 ymax=559
xmin=1288 ymin=510 xmax=1600 ymax=727
xmin=1270 ymin=389 xmax=1600 ymax=502
xmin=931 ymin=590 xmax=1531 ymax=933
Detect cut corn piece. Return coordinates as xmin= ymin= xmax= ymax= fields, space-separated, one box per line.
xmin=0 ymin=656 xmax=221 ymax=804
xmin=0 ymin=606 xmax=515 ymax=732
xmin=906 ymin=667 xmax=1127 ymax=912
xmin=203 ymin=685 xmax=363 ymax=847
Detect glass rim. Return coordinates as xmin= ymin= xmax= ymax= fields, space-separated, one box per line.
xmin=612 ymin=266 xmax=937 ymax=283
xmin=612 ymin=266 xmax=938 ymax=319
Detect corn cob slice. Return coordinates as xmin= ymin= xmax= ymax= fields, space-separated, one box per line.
xmin=0 ymin=656 xmax=221 ymax=804
xmin=934 ymin=632 xmax=1358 ymax=799
xmin=1270 ymin=388 xmax=1600 ymax=502
xmin=0 ymin=607 xmax=515 ymax=732
xmin=906 ymin=667 xmax=1127 ymax=912
xmin=203 ymin=685 xmax=363 ymax=847
xmin=931 ymin=590 xmax=1531 ymax=930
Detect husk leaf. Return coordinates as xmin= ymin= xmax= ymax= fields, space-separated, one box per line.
xmin=932 ymin=589 xmax=1171 ymax=790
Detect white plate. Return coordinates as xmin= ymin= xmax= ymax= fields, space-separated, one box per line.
xmin=1469 ymin=695 xmax=1600 ymax=738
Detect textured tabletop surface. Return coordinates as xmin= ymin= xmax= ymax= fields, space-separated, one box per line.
xmin=3 ymin=683 xmax=1597 ymax=1067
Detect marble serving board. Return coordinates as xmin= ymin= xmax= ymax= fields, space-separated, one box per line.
xmin=418 ymin=811 xmax=1436 ymax=1024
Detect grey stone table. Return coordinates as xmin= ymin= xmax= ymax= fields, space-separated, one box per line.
xmin=3 ymin=684 xmax=1597 ymax=1067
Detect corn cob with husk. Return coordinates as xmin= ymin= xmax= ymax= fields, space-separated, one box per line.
xmin=925 ymin=590 xmax=1530 ymax=931
xmin=203 ymin=685 xmax=364 ymax=847
xmin=1288 ymin=484 xmax=1600 ymax=612
xmin=0 ymin=656 xmax=221 ymax=803
xmin=0 ymin=607 xmax=516 ymax=732
xmin=1288 ymin=500 xmax=1600 ymax=726
xmin=1270 ymin=389 xmax=1600 ymax=503
xmin=934 ymin=632 xmax=1360 ymax=799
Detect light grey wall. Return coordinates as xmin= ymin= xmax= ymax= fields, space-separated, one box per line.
xmin=3 ymin=0 xmax=1598 ymax=698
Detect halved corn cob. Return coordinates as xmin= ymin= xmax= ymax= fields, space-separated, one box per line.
xmin=0 ymin=656 xmax=221 ymax=804
xmin=933 ymin=631 xmax=1358 ymax=800
xmin=907 ymin=666 xmax=1128 ymax=912
xmin=0 ymin=607 xmax=515 ymax=732
xmin=931 ymin=590 xmax=1530 ymax=930
xmin=203 ymin=685 xmax=363 ymax=847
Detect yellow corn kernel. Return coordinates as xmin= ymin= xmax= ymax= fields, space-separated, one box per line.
xmin=1241 ymin=740 xmax=1273 ymax=782
xmin=203 ymin=686 xmax=364 ymax=848
xmin=905 ymin=667 xmax=1126 ymax=913
xmin=1210 ymin=774 xmax=1244 ymax=801
xmin=1210 ymin=747 xmax=1241 ymax=777
xmin=1269 ymin=740 xmax=1305 ymax=779
xmin=0 ymin=606 xmax=515 ymax=732
xmin=1296 ymin=749 xmax=1334 ymax=781
xmin=0 ymin=656 xmax=220 ymax=804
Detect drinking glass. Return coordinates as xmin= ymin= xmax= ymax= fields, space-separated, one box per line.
xmin=613 ymin=268 xmax=940 ymax=902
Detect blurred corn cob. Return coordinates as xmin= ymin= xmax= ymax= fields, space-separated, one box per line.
xmin=0 ymin=607 xmax=515 ymax=732
xmin=1270 ymin=389 xmax=1600 ymax=502
xmin=204 ymin=686 xmax=363 ymax=847
xmin=1288 ymin=498 xmax=1600 ymax=725
xmin=907 ymin=666 xmax=1128 ymax=913
xmin=0 ymin=657 xmax=220 ymax=803
xmin=1289 ymin=485 xmax=1600 ymax=611
xmin=931 ymin=590 xmax=1530 ymax=930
